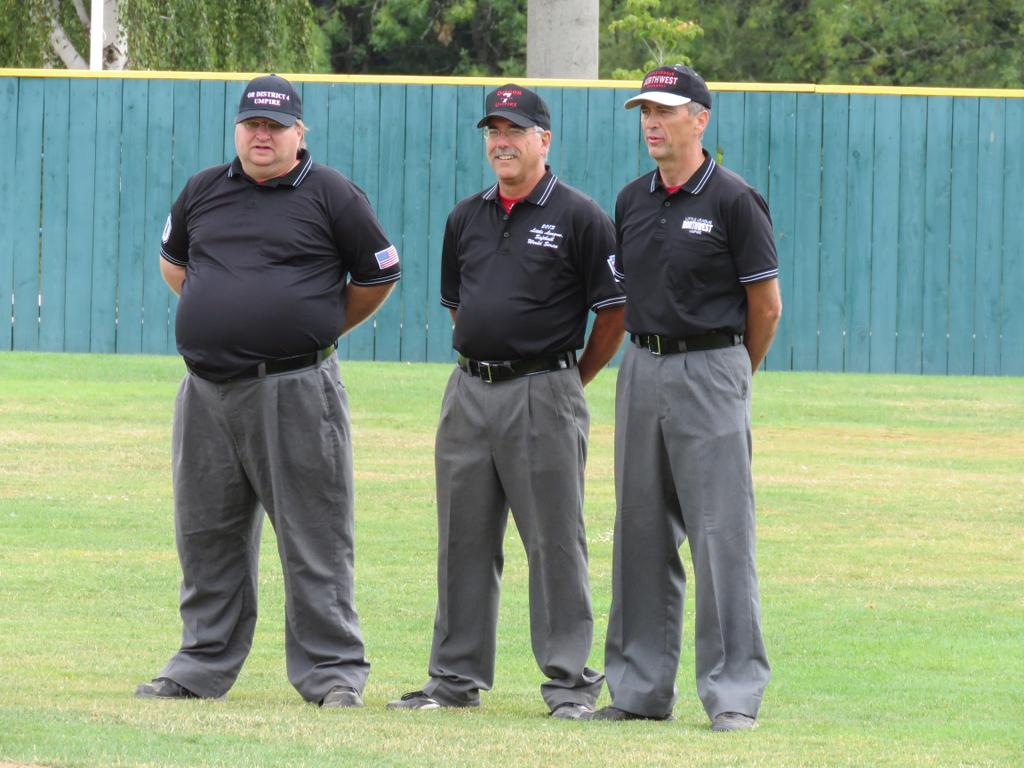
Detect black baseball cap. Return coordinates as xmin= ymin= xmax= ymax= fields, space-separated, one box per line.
xmin=624 ymin=65 xmax=712 ymax=110
xmin=477 ymin=84 xmax=551 ymax=131
xmin=236 ymin=74 xmax=302 ymax=126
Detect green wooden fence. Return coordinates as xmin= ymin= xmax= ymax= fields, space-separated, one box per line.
xmin=1 ymin=72 xmax=1022 ymax=375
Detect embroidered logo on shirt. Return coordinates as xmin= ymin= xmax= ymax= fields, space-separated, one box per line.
xmin=527 ymin=224 xmax=563 ymax=249
xmin=681 ymin=216 xmax=714 ymax=235
xmin=161 ymin=214 xmax=172 ymax=244
xmin=374 ymin=244 xmax=400 ymax=269
xmin=607 ymin=254 xmax=616 ymax=276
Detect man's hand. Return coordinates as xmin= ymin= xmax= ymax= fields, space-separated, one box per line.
xmin=577 ymin=305 xmax=626 ymax=386
xmin=744 ymin=278 xmax=782 ymax=373
xmin=341 ymin=282 xmax=397 ymax=336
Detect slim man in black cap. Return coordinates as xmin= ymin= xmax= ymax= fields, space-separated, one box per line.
xmin=591 ymin=65 xmax=780 ymax=729
xmin=134 ymin=74 xmax=400 ymax=707
xmin=388 ymin=84 xmax=625 ymax=719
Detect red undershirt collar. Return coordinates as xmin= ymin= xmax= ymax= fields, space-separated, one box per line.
xmin=498 ymin=193 xmax=523 ymax=214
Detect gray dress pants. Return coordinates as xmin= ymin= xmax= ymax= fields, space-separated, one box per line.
xmin=424 ymin=366 xmax=604 ymax=710
xmin=604 ymin=342 xmax=770 ymax=719
xmin=160 ymin=354 xmax=369 ymax=703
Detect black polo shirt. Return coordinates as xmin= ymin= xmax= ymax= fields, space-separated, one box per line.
xmin=160 ymin=150 xmax=400 ymax=381
xmin=613 ymin=151 xmax=778 ymax=338
xmin=441 ymin=169 xmax=624 ymax=361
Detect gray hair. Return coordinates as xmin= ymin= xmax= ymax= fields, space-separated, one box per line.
xmin=296 ymin=119 xmax=308 ymax=151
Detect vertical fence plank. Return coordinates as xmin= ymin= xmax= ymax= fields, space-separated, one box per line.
xmin=116 ymin=80 xmax=149 ymax=353
xmin=716 ymin=92 xmax=745 ymax=173
xmin=64 ymin=79 xmax=98 ymax=352
xmin=222 ymin=81 xmax=245 ymax=163
xmin=611 ymin=89 xmax=641 ymax=207
xmin=11 ymin=79 xmax=44 ymax=351
xmin=300 ymin=82 xmax=328 ymax=161
xmin=0 ymin=78 xmax=18 ymax=350
xmin=922 ymin=97 xmax=953 ymax=374
xmin=973 ymin=99 xmax=1005 ymax=375
xmin=896 ymin=97 xmax=927 ymax=374
xmin=165 ymin=80 xmax=201 ymax=356
xmin=346 ymin=84 xmax=381 ymax=360
xmin=326 ymin=83 xmax=356 ymax=360
xmin=559 ymin=87 xmax=588 ymax=191
xmin=326 ymin=83 xmax=355 ymax=178
xmin=39 ymin=78 xmax=71 ymax=351
xmin=141 ymin=80 xmax=174 ymax=354
xmin=400 ymin=85 xmax=432 ymax=363
xmin=584 ymin=88 xmax=616 ymax=214
xmin=535 ymin=85 xmax=562 ymax=175
xmin=818 ymin=95 xmax=849 ymax=371
xmin=90 ymin=79 xmax=122 ymax=353
xmin=426 ymin=86 xmax=458 ymax=363
xmin=843 ymin=94 xmax=875 ymax=372
xmin=1001 ymin=100 xmax=1024 ymax=376
xmin=741 ymin=92 xmax=771 ymax=200
xmin=198 ymin=80 xmax=226 ymax=169
xmin=765 ymin=91 xmax=797 ymax=371
xmin=947 ymin=98 xmax=979 ymax=375
xmin=790 ymin=92 xmax=823 ymax=371
xmin=372 ymin=84 xmax=406 ymax=361
xmin=704 ymin=90 xmax=719 ymax=164
xmin=868 ymin=96 xmax=900 ymax=373
xmin=455 ymin=86 xmax=486 ymax=200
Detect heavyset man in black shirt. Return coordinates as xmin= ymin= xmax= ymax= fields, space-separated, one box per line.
xmin=592 ymin=66 xmax=782 ymax=730
xmin=135 ymin=75 xmax=400 ymax=708
xmin=388 ymin=84 xmax=625 ymax=719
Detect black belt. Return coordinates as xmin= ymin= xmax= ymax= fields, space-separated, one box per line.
xmin=187 ymin=344 xmax=336 ymax=382
xmin=456 ymin=351 xmax=577 ymax=383
xmin=631 ymin=332 xmax=742 ymax=356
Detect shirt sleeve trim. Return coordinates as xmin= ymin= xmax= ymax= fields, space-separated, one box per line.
xmin=350 ymin=272 xmax=401 ymax=286
xmin=160 ymin=249 xmax=187 ymax=266
xmin=440 ymin=297 xmax=459 ymax=309
xmin=738 ymin=268 xmax=779 ymax=284
xmin=591 ymin=295 xmax=626 ymax=311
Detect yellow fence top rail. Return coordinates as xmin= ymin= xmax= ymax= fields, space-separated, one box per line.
xmin=3 ymin=67 xmax=1024 ymax=98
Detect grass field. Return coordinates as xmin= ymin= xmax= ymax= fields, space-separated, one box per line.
xmin=0 ymin=351 xmax=1021 ymax=767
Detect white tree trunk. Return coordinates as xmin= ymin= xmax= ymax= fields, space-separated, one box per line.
xmin=50 ymin=21 xmax=87 ymax=68
xmin=104 ymin=0 xmax=128 ymax=69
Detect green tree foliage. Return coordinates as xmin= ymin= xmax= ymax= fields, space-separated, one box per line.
xmin=605 ymin=0 xmax=702 ymax=79
xmin=2 ymin=0 xmax=1022 ymax=87
xmin=0 ymin=0 xmax=326 ymax=72
xmin=121 ymin=0 xmax=327 ymax=71
xmin=0 ymin=0 xmax=87 ymax=68
xmin=311 ymin=0 xmax=525 ymax=75
xmin=660 ymin=0 xmax=1024 ymax=88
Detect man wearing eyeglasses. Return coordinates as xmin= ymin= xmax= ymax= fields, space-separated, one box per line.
xmin=388 ymin=84 xmax=625 ymax=719
xmin=135 ymin=74 xmax=400 ymax=708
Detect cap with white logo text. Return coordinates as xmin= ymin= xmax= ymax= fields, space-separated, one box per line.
xmin=236 ymin=74 xmax=302 ymax=127
xmin=477 ymin=84 xmax=551 ymax=131
xmin=624 ymin=65 xmax=712 ymax=110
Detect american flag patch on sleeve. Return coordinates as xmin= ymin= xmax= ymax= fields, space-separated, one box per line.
xmin=374 ymin=244 xmax=399 ymax=269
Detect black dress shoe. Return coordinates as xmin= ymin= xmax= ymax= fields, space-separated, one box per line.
xmin=321 ymin=686 xmax=364 ymax=708
xmin=711 ymin=711 xmax=757 ymax=731
xmin=589 ymin=705 xmax=674 ymax=721
xmin=134 ymin=677 xmax=202 ymax=700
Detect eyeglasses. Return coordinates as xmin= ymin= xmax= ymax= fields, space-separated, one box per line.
xmin=239 ymin=119 xmax=291 ymax=133
xmin=482 ymin=125 xmax=542 ymax=140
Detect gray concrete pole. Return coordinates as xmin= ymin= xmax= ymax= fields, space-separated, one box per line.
xmin=527 ymin=0 xmax=599 ymax=79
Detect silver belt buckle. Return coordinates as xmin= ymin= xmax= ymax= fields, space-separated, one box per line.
xmin=478 ymin=361 xmax=495 ymax=383
xmin=650 ymin=335 xmax=663 ymax=356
